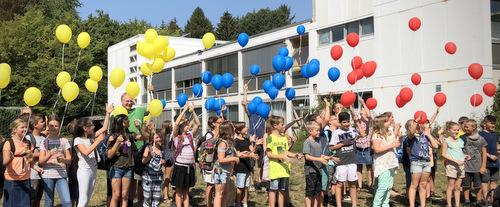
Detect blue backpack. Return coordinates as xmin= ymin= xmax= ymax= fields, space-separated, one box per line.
xmin=96 ymin=134 xmax=112 ymax=170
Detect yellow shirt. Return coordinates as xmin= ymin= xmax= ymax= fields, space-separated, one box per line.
xmin=266 ymin=134 xmax=290 ymax=180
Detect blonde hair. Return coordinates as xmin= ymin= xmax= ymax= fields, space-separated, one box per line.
xmin=465 ymin=119 xmax=478 ymax=129
xmin=306 ymin=121 xmax=320 ymax=131
xmin=10 ymin=119 xmax=33 ymax=162
xmin=371 ymin=115 xmax=390 ymax=141
xmin=142 ymin=119 xmax=155 ymax=143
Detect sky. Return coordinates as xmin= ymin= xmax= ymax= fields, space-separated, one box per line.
xmin=76 ymin=0 xmax=312 ymax=28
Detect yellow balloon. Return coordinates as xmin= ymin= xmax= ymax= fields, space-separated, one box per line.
xmin=55 ymin=24 xmax=72 ymax=43
xmin=153 ymin=36 xmax=168 ymax=55
xmin=162 ymin=47 xmax=176 ymax=62
xmin=126 ymin=82 xmax=140 ymax=98
xmin=56 ymin=71 xmax=71 ymax=88
xmin=137 ymin=41 xmax=147 ymax=57
xmin=149 ymin=99 xmax=163 ymax=117
xmin=145 ymin=29 xmax=158 ymax=44
xmin=151 ymin=58 xmax=165 ymax=73
xmin=62 ymin=81 xmax=79 ymax=102
xmin=110 ymin=68 xmax=125 ymax=88
xmin=89 ymin=66 xmax=103 ymax=82
xmin=202 ymin=32 xmax=215 ymax=49
xmin=24 ymin=87 xmax=41 ymax=107
xmin=113 ymin=106 xmax=128 ymax=116
xmin=0 ymin=63 xmax=11 ymax=75
xmin=0 ymin=70 xmax=10 ymax=89
xmin=77 ymin=32 xmax=90 ymax=49
xmin=140 ymin=63 xmax=152 ymax=76
xmin=143 ymin=114 xmax=151 ymax=122
xmin=85 ymin=79 xmax=98 ymax=92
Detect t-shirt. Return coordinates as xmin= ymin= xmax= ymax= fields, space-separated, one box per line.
xmin=3 ymin=140 xmax=33 ymax=181
xmin=39 ymin=138 xmax=71 ymax=179
xmin=30 ymin=135 xmax=45 ymax=180
xmin=462 ymin=133 xmax=488 ymax=172
xmin=330 ymin=127 xmax=359 ymax=165
xmin=234 ymin=137 xmax=252 ymax=173
xmin=173 ymin=133 xmax=195 ymax=167
xmin=249 ymin=114 xmax=265 ymax=139
xmin=266 ymin=134 xmax=290 ymax=180
xmin=355 ymin=117 xmax=372 ymax=149
xmin=479 ymin=131 xmax=500 ymax=168
xmin=372 ymin=133 xmax=399 ymax=178
xmin=445 ymin=138 xmax=464 ymax=163
xmin=303 ymin=138 xmax=322 ymax=175
xmin=107 ymin=133 xmax=135 ymax=168
xmin=318 ymin=125 xmax=332 ymax=157
xmin=73 ymin=137 xmax=100 ymax=169
xmin=127 ymin=106 xmax=148 ymax=150
xmin=408 ymin=133 xmax=431 ymax=161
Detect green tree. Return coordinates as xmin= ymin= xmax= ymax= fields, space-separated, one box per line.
xmin=489 ymin=82 xmax=500 ymax=131
xmin=235 ymin=4 xmax=294 ymax=37
xmin=158 ymin=18 xmax=182 ymax=37
xmin=215 ymin=10 xmax=237 ymax=41
xmin=0 ymin=0 xmax=41 ymax=21
xmin=184 ymin=7 xmax=213 ymax=38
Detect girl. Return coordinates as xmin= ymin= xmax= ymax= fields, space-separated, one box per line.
xmin=39 ymin=115 xmax=72 ymax=207
xmin=70 ymin=103 xmax=113 ymax=207
xmin=439 ymin=122 xmax=464 ymax=207
xmin=3 ymin=119 xmax=38 ymax=207
xmin=371 ymin=115 xmax=401 ymax=207
xmin=353 ymin=100 xmax=373 ymax=191
xmin=142 ymin=130 xmax=165 ymax=207
xmin=201 ymin=116 xmax=223 ymax=207
xmin=234 ymin=122 xmax=258 ymax=207
xmin=107 ymin=114 xmax=136 ymax=207
xmin=171 ymin=103 xmax=200 ymax=207
xmin=161 ymin=120 xmax=173 ymax=204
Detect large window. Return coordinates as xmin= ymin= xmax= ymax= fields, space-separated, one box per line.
xmin=176 ymin=78 xmax=201 ymax=98
xmin=207 ymin=104 xmax=239 ymax=122
xmin=317 ymin=17 xmax=374 ymax=46
xmin=152 ymin=69 xmax=173 ymax=101
xmin=243 ymin=74 xmax=273 ymax=92
xmin=206 ymin=54 xmax=238 ymax=95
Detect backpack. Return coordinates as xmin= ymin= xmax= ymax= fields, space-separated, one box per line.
xmin=43 ymin=138 xmax=67 ymax=163
xmin=195 ymin=131 xmax=214 ymax=163
xmin=197 ymin=138 xmax=223 ymax=170
xmin=397 ymin=136 xmax=408 ymax=163
xmin=134 ymin=143 xmax=153 ymax=175
xmin=170 ymin=133 xmax=195 ymax=165
xmin=492 ymin=185 xmax=500 ymax=207
xmin=96 ymin=134 xmax=112 ymax=170
xmin=0 ymin=138 xmax=32 ymax=176
xmin=26 ymin=132 xmax=38 ymax=151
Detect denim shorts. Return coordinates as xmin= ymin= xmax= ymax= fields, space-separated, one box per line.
xmin=236 ymin=173 xmax=251 ymax=188
xmin=410 ymin=160 xmax=431 ymax=174
xmin=270 ymin=177 xmax=289 ymax=191
xmin=109 ymin=167 xmax=133 ymax=179
xmin=213 ymin=171 xmax=230 ymax=184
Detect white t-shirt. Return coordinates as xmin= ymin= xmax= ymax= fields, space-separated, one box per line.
xmin=73 ymin=137 xmax=100 ymax=169
xmin=29 ymin=134 xmax=45 ymax=180
xmin=39 ymin=138 xmax=71 ymax=179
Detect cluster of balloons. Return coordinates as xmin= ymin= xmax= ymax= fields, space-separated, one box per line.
xmin=301 ymin=58 xmax=320 ymax=79
xmin=136 ymin=29 xmax=175 ymax=76
xmin=85 ymin=66 xmax=103 ymax=93
xmin=273 ymin=47 xmax=294 ymax=73
xmin=347 ymin=58 xmax=377 ymax=85
xmin=466 ymin=63 xmax=496 ymax=107
xmin=201 ymin=71 xmax=234 ymax=92
xmin=395 ymin=87 xmax=413 ymax=108
xmin=205 ymin=97 xmax=228 ymax=115
xmin=247 ymin=97 xmax=270 ymax=119
xmin=55 ymin=24 xmax=91 ymax=49
xmin=56 ymin=70 xmax=82 ymax=103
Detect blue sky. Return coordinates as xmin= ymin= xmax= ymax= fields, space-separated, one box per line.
xmin=77 ymin=0 xmax=312 ymax=28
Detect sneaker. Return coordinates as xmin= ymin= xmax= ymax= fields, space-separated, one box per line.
xmin=342 ymin=195 xmax=351 ymax=201
xmin=430 ymin=192 xmax=440 ymax=198
xmin=249 ymin=185 xmax=256 ymax=192
xmin=464 ymin=200 xmax=471 ymax=207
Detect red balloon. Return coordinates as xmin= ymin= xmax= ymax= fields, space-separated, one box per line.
xmin=483 ymin=83 xmax=497 ymax=97
xmin=347 ymin=71 xmax=357 ymax=85
xmin=400 ymin=87 xmax=413 ymax=103
xmin=330 ymin=45 xmax=343 ymax=61
xmin=414 ymin=110 xmax=428 ymax=124
xmin=395 ymin=95 xmax=406 ymax=108
xmin=351 ymin=56 xmax=363 ymax=70
xmin=366 ymin=98 xmax=377 ymax=110
xmin=411 ymin=73 xmax=421 ymax=86
xmin=433 ymin=92 xmax=447 ymax=107
xmin=445 ymin=42 xmax=457 ymax=55
xmin=354 ymin=69 xmax=364 ymax=80
xmin=346 ymin=33 xmax=359 ymax=48
xmin=361 ymin=61 xmax=377 ymax=78
xmin=468 ymin=63 xmax=483 ymax=80
xmin=341 ymin=91 xmax=356 ymax=107
xmin=470 ymin=94 xmax=483 ymax=107
xmin=409 ymin=17 xmax=421 ymax=31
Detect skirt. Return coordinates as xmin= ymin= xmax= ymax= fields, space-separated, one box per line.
xmin=356 ymin=147 xmax=373 ymax=165
xmin=170 ymin=165 xmax=196 ymax=188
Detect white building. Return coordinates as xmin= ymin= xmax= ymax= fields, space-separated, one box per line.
xmin=108 ymin=0 xmax=499 ymax=132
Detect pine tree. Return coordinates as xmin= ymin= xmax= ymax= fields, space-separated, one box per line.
xmin=184 ymin=7 xmax=214 ymax=38
xmin=215 ymin=10 xmax=237 ymax=41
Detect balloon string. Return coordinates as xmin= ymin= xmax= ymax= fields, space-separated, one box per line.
xmin=299 ymin=35 xmax=302 ymax=65
xmin=0 ymin=89 xmax=2 ymax=104
xmin=62 ymin=44 xmax=65 ymax=71
xmin=246 ymin=76 xmax=253 ymax=86
xmin=22 ymin=111 xmax=32 ymax=141
xmin=52 ymin=89 xmax=62 ymax=115
xmin=58 ymin=102 xmax=69 ymax=139
xmin=91 ymin=91 xmax=96 ymax=116
xmin=72 ymin=49 xmax=82 ymax=81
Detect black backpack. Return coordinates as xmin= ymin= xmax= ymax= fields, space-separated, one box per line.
xmin=491 ymin=185 xmax=500 ymax=207
xmin=134 ymin=143 xmax=153 ymax=175
xmin=0 ymin=138 xmax=32 ymax=176
xmin=96 ymin=134 xmax=112 ymax=170
xmin=195 ymin=131 xmax=214 ymax=163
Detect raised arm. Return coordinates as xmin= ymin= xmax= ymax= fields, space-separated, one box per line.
xmin=352 ymin=113 xmax=367 ymax=138
xmin=359 ymin=97 xmax=371 ymax=118
xmin=243 ymin=84 xmax=250 ymax=116
xmin=429 ymin=107 xmax=440 ymax=126
xmin=408 ymin=116 xmax=421 ymax=140
xmin=172 ymin=105 xmax=189 ymax=138
xmin=322 ymin=97 xmax=331 ymax=127
xmin=96 ymin=103 xmax=114 ymax=137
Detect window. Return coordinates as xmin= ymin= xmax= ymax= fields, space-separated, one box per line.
xmin=155 ymin=89 xmax=171 ymax=101
xmin=318 ymin=29 xmax=331 ymax=45
xmin=332 ymin=25 xmax=344 ymax=42
xmin=130 ymin=55 xmax=137 ymax=63
xmin=292 ymin=68 xmax=307 ymax=87
xmin=346 ymin=21 xmax=359 ymax=35
xmin=208 ymin=105 xmax=239 ymax=121
xmin=130 ymin=44 xmax=137 ymax=52
xmin=243 ymin=74 xmax=273 ymax=92
xmin=206 ymin=54 xmax=239 ymax=96
xmin=176 ymin=78 xmax=201 ymax=98
xmin=130 ymin=66 xmax=137 ymax=73
xmin=360 ymin=17 xmax=374 ymax=36
xmin=317 ymin=17 xmax=373 ymax=46
xmin=493 ymin=43 xmax=500 ymax=67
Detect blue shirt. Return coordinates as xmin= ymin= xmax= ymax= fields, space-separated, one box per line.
xmin=408 ymin=133 xmax=431 ymax=161
xmin=248 ymin=114 xmax=265 ymax=139
xmin=479 ymin=131 xmax=500 ymax=168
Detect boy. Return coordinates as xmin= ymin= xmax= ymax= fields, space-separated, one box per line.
xmin=303 ymin=121 xmax=330 ymax=207
xmin=28 ymin=114 xmax=46 ymax=207
xmin=330 ymin=112 xmax=366 ymax=207
xmin=461 ymin=119 xmax=488 ymax=207
xmin=324 ymin=116 xmax=340 ymax=205
xmin=478 ymin=115 xmax=499 ymax=205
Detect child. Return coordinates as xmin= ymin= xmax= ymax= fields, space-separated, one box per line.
xmin=478 ymin=115 xmax=499 ymax=205
xmin=234 ymin=122 xmax=258 ymax=207
xmin=38 ymin=115 xmax=72 ymax=207
xmin=161 ymin=120 xmax=173 ymax=204
xmin=303 ymin=121 xmax=329 ymax=207
xmin=142 ymin=131 xmax=165 ymax=207
xmin=324 ymin=116 xmax=340 ymax=205
xmin=266 ymin=115 xmax=302 ymax=207
xmin=214 ymin=121 xmax=240 ymax=207
xmin=371 ymin=115 xmax=401 ymax=207
xmin=401 ymin=120 xmax=413 ymax=201
xmin=439 ymin=121 xmax=464 ymax=207
xmin=352 ymin=99 xmax=374 ymax=192
xmin=457 ymin=116 xmax=469 ymax=138
xmin=330 ymin=112 xmax=366 ymax=207
xmin=461 ymin=119 xmax=488 ymax=207
xmin=28 ymin=114 xmax=46 ymax=207
xmin=201 ymin=116 xmax=223 ymax=207
xmin=171 ymin=103 xmax=200 ymax=207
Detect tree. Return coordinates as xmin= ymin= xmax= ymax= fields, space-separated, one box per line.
xmin=235 ymin=4 xmax=294 ymax=37
xmin=489 ymin=82 xmax=500 ymax=132
xmin=158 ymin=18 xmax=182 ymax=37
xmin=0 ymin=0 xmax=40 ymax=21
xmin=215 ymin=10 xmax=237 ymax=41
xmin=184 ymin=7 xmax=213 ymax=38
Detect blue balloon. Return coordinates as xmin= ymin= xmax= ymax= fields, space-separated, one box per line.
xmin=247 ymin=101 xmax=258 ymax=114
xmin=238 ymin=33 xmax=249 ymax=47
xmin=278 ymin=47 xmax=289 ymax=56
xmin=214 ymin=99 xmax=224 ymax=111
xmin=252 ymin=96 xmax=263 ymax=105
xmin=272 ymin=55 xmax=285 ymax=73
xmin=222 ymin=73 xmax=233 ymax=88
xmin=177 ymin=93 xmax=188 ymax=107
xmin=216 ymin=109 xmax=227 ymax=116
xmin=301 ymin=64 xmax=310 ymax=79
xmin=257 ymin=103 xmax=270 ymax=119
xmin=220 ymin=98 xmax=226 ymax=106
xmin=284 ymin=56 xmax=293 ymax=71
xmin=268 ymin=86 xmax=279 ymax=100
xmin=297 ymin=25 xmax=305 ymax=35
xmin=250 ymin=65 xmax=260 ymax=76
xmin=310 ymin=58 xmax=320 ymax=66
xmin=205 ymin=97 xmax=215 ymax=110
xmin=285 ymin=88 xmax=295 ymax=101
xmin=328 ymin=67 xmax=341 ymax=82
xmin=160 ymin=99 xmax=166 ymax=109
xmin=263 ymin=80 xmax=274 ymax=93
xmin=192 ymin=83 xmax=203 ymax=97
xmin=272 ymin=73 xmax=285 ymax=90
xmin=201 ymin=71 xmax=212 ymax=84
xmin=307 ymin=61 xmax=320 ymax=78
xmin=211 ymin=74 xmax=222 ymax=91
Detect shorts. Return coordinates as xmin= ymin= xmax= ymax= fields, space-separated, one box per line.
xmin=30 ymin=179 xmax=43 ymax=201
xmin=202 ymin=169 xmax=215 ymax=184
xmin=214 ymin=171 xmax=230 ymax=184
xmin=445 ymin=162 xmax=465 ymax=179
xmin=321 ymin=165 xmax=328 ymax=191
xmin=236 ymin=173 xmax=251 ymax=188
xmin=256 ymin=145 xmax=265 ymax=168
xmin=328 ymin=165 xmax=337 ymax=185
xmin=305 ymin=173 xmax=322 ymax=197
xmin=462 ymin=172 xmax=481 ymax=189
xmin=482 ymin=167 xmax=500 ymax=182
xmin=404 ymin=165 xmax=411 ymax=187
xmin=109 ymin=167 xmax=133 ymax=179
xmin=270 ymin=177 xmax=289 ymax=191
xmin=249 ymin=157 xmax=256 ymax=169
xmin=410 ymin=160 xmax=431 ymax=174
xmin=335 ymin=163 xmax=358 ymax=182
xmin=356 ymin=148 xmax=373 ymax=165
